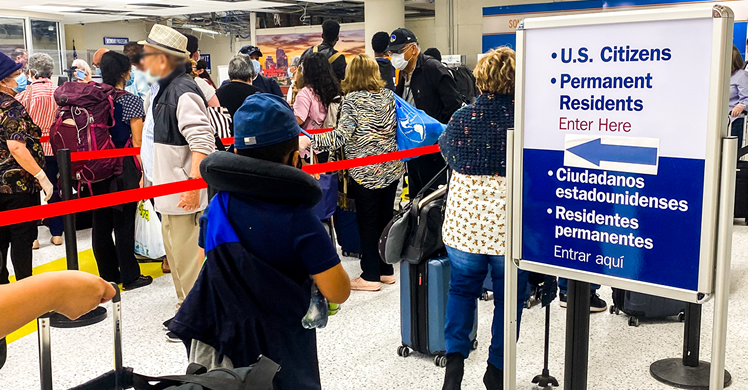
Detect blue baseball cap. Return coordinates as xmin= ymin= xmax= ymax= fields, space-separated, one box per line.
xmin=234 ymin=93 xmax=311 ymax=149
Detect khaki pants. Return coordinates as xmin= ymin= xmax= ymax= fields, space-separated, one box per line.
xmin=161 ymin=212 xmax=203 ymax=306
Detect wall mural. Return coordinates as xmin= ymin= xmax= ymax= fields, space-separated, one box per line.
xmin=256 ymin=29 xmax=365 ymax=86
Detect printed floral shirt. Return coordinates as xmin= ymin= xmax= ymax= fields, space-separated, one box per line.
xmin=0 ymin=92 xmax=44 ymax=194
xmin=442 ymin=171 xmax=507 ymax=255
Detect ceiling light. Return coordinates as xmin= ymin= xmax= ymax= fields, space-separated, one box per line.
xmin=22 ymin=5 xmax=85 ymax=12
xmin=192 ymin=27 xmax=220 ymax=35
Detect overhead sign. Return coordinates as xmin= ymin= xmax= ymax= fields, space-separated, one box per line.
xmin=103 ymin=37 xmax=129 ymax=46
xmin=199 ymin=54 xmax=211 ymax=73
xmin=514 ymin=7 xmax=731 ymax=300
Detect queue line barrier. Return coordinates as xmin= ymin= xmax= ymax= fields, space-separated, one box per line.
xmin=46 ymin=128 xmax=336 ymax=162
xmin=0 ymin=143 xmax=440 ymax=228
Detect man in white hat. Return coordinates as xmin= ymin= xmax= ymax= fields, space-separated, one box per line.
xmin=138 ymin=24 xmax=215 ymax=342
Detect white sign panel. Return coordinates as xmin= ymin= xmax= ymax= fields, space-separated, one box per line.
xmin=514 ymin=7 xmax=732 ymax=301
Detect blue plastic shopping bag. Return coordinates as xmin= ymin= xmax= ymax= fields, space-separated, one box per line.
xmin=394 ymin=94 xmax=446 ymax=160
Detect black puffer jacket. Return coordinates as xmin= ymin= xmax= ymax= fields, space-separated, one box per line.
xmin=396 ymin=53 xmax=463 ymax=124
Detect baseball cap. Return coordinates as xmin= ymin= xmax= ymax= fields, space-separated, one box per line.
xmin=387 ymin=28 xmax=417 ymax=52
xmin=234 ymin=94 xmax=311 ymax=149
xmin=239 ymin=45 xmax=263 ymax=57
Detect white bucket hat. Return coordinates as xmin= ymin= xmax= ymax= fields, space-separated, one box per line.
xmin=138 ymin=24 xmax=189 ymax=58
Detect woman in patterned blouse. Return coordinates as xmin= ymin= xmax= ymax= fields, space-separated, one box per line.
xmin=314 ymin=54 xmax=405 ymax=292
xmin=93 ymin=52 xmax=152 ymax=291
xmin=438 ymin=47 xmax=530 ymax=390
xmin=0 ymin=51 xmax=53 ymax=286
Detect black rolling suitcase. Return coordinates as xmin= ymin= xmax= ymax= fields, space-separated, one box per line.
xmin=734 ymin=146 xmax=748 ymax=219
xmin=39 ymin=284 xmax=279 ymax=390
xmin=333 ymin=206 xmax=361 ymax=257
xmin=610 ymin=288 xmax=686 ymax=327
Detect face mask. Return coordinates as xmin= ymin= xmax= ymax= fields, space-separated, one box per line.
xmin=95 ymin=67 xmax=102 ymax=76
xmin=125 ymin=74 xmax=134 ymax=87
xmin=390 ymin=53 xmax=408 ymax=70
xmin=13 ymin=73 xmax=26 ymax=93
xmin=143 ymin=69 xmax=161 ymax=84
xmin=252 ymin=60 xmax=262 ymax=76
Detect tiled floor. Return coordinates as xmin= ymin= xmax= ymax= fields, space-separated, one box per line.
xmin=1 ymin=222 xmax=747 ymax=389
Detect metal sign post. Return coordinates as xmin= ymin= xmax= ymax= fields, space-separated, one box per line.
xmin=509 ymin=5 xmax=735 ymax=389
xmin=47 ymin=149 xmax=108 ymax=329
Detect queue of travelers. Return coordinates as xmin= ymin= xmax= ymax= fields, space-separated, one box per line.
xmin=0 ymin=20 xmax=567 ymax=390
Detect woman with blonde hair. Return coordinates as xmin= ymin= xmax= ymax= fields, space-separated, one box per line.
xmin=314 ymin=54 xmax=404 ymax=292
xmin=439 ymin=47 xmax=529 ymax=390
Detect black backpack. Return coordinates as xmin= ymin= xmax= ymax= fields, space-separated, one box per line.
xmin=447 ymin=64 xmax=479 ymax=104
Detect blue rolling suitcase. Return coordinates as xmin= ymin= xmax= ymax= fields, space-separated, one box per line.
xmin=333 ymin=207 xmax=361 ymax=257
xmin=611 ymin=288 xmax=686 ymax=327
xmin=398 ymin=256 xmax=478 ymax=367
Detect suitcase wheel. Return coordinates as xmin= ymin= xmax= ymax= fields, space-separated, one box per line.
xmin=397 ymin=345 xmax=410 ymax=358
xmin=609 ymin=306 xmax=620 ymax=315
xmin=678 ymin=312 xmax=686 ymax=322
xmin=628 ymin=316 xmax=640 ymax=327
xmin=471 ymin=339 xmax=479 ymax=351
xmin=480 ymin=291 xmax=492 ymax=301
xmin=434 ymin=355 xmax=447 ymax=368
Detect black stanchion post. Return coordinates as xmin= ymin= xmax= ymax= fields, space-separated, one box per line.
xmin=57 ymin=149 xmax=78 ymax=270
xmin=650 ymin=302 xmax=731 ymax=389
xmin=564 ymin=280 xmax=590 ymax=390
xmin=49 ymin=149 xmax=108 ymax=329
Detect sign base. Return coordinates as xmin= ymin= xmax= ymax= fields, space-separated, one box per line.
xmin=49 ymin=307 xmax=107 ymax=328
xmin=650 ymin=358 xmax=731 ymax=389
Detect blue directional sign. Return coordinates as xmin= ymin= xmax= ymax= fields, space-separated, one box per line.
xmin=567 ymin=138 xmax=658 ymax=166
xmin=515 ymin=14 xmax=724 ymax=297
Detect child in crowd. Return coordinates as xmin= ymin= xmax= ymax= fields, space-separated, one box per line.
xmin=169 ymin=94 xmax=351 ymax=390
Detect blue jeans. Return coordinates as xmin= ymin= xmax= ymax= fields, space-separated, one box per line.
xmin=444 ymin=246 xmax=530 ymax=369
xmin=558 ymin=278 xmax=599 ymax=294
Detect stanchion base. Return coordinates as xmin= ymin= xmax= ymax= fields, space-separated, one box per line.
xmin=650 ymin=358 xmax=731 ymax=389
xmin=49 ymin=306 xmax=107 ymax=328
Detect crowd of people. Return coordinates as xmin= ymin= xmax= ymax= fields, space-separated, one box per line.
xmin=0 ymin=18 xmax=558 ymax=390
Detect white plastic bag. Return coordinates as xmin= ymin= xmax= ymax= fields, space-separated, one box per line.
xmin=134 ymin=200 xmax=166 ymax=259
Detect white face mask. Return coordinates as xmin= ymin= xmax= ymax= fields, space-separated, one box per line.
xmin=391 ymin=52 xmax=409 ymax=70
xmin=143 ymin=69 xmax=161 ymax=85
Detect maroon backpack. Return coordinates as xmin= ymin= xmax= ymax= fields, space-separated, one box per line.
xmin=50 ymin=82 xmax=125 ymax=192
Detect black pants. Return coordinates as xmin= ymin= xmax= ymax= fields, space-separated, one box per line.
xmin=43 ymin=156 xmax=64 ymax=237
xmin=732 ymin=117 xmax=745 ymax=149
xmin=91 ymin=179 xmax=140 ymax=284
xmin=350 ymin=180 xmax=398 ymax=282
xmin=406 ymin=154 xmax=447 ymax=196
xmin=0 ymin=193 xmax=40 ymax=284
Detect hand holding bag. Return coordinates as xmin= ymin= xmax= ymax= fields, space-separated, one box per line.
xmin=379 ymin=166 xmax=449 ymax=265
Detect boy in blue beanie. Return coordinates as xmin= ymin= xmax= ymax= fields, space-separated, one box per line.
xmin=170 ymin=94 xmax=351 ymax=390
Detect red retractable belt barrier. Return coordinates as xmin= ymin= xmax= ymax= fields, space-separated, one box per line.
xmin=0 ymin=179 xmax=207 ymax=228
xmin=302 ymin=145 xmax=440 ymax=175
xmin=0 ymin=128 xmax=439 ymax=228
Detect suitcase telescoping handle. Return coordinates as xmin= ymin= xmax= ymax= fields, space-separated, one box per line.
xmin=37 ymin=283 xmax=122 ymax=390
xmin=111 ymin=282 xmax=123 ymax=390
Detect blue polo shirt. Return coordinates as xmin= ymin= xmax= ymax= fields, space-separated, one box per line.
xmin=199 ymin=193 xmax=340 ymax=282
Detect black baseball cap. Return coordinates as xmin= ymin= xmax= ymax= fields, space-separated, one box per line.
xmin=239 ymin=45 xmax=262 ymax=57
xmin=387 ymin=28 xmax=417 ymax=52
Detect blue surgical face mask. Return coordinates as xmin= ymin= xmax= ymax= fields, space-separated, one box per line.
xmin=125 ymin=74 xmax=134 ymax=87
xmin=13 ymin=73 xmax=26 ymax=93
xmin=252 ymin=60 xmax=261 ymax=76
xmin=95 ymin=67 xmax=102 ymax=76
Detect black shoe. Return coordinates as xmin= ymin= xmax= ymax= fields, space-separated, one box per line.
xmin=165 ymin=331 xmax=181 ymax=343
xmin=122 ymin=275 xmax=153 ymax=291
xmin=442 ymin=352 xmax=465 ymax=390
xmin=163 ymin=318 xmax=173 ymax=331
xmin=483 ymin=363 xmax=503 ymax=390
xmin=559 ymin=292 xmax=567 ymax=308
xmin=590 ymin=293 xmax=608 ymax=313
xmin=0 ymin=338 xmax=6 ymax=370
